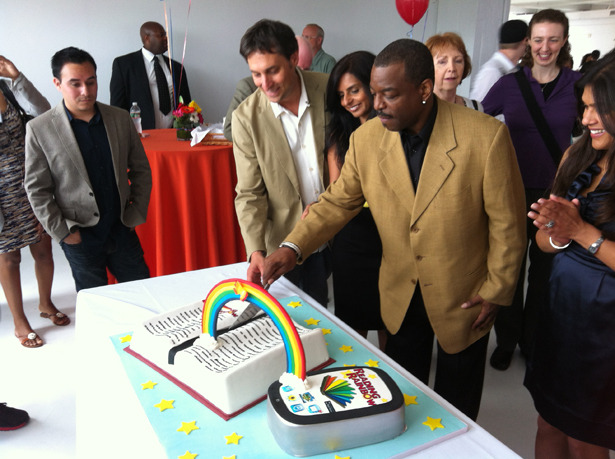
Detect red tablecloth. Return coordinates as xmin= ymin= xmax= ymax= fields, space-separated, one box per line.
xmin=136 ymin=129 xmax=246 ymax=277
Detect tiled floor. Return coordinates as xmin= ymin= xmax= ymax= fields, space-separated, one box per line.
xmin=0 ymin=240 xmax=600 ymax=459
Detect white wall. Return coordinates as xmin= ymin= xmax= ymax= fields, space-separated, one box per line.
xmin=0 ymin=0 xmax=434 ymax=123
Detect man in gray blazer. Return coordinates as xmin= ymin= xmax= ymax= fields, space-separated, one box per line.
xmin=25 ymin=47 xmax=152 ymax=291
xmin=232 ymin=19 xmax=330 ymax=306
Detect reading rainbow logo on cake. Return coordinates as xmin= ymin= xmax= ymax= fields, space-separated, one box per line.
xmin=199 ymin=279 xmax=308 ymax=389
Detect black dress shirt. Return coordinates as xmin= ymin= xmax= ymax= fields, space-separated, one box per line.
xmin=65 ymin=103 xmax=121 ymax=243
xmin=400 ymin=101 xmax=438 ymax=190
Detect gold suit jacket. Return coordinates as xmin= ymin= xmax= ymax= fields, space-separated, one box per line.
xmin=285 ymin=99 xmax=526 ymax=353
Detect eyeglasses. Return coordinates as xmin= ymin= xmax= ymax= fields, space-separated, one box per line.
xmin=302 ymin=35 xmax=317 ymax=40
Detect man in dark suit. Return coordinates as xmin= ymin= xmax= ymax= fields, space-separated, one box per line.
xmin=25 ymin=47 xmax=152 ymax=291
xmin=110 ymin=21 xmax=191 ymax=129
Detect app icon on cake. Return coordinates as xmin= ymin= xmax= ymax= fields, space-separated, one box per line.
xmin=290 ymin=404 xmax=304 ymax=413
xmin=287 ymin=395 xmax=297 ymax=401
xmin=307 ymin=404 xmax=321 ymax=413
xmin=282 ymin=385 xmax=294 ymax=392
xmin=300 ymin=392 xmax=315 ymax=403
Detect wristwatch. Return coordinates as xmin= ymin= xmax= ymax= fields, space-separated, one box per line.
xmin=588 ymin=235 xmax=605 ymax=255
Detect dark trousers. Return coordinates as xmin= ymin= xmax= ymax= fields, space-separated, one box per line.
xmin=385 ymin=287 xmax=489 ymax=421
xmin=61 ymin=224 xmax=150 ymax=291
xmin=493 ymin=188 xmax=553 ymax=356
xmin=284 ymin=247 xmax=331 ymax=307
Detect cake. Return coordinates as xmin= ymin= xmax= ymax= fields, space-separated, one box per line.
xmin=128 ymin=279 xmax=331 ymax=418
xmin=267 ymin=366 xmax=406 ymax=456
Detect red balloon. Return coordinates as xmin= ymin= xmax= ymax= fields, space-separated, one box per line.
xmin=396 ymin=0 xmax=430 ymax=27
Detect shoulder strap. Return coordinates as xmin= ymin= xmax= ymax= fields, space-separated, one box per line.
xmin=514 ymin=69 xmax=562 ymax=166
xmin=471 ymin=99 xmax=479 ymax=110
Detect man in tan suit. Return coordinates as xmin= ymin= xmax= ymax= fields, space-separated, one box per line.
xmin=25 ymin=47 xmax=151 ymax=291
xmin=232 ymin=19 xmax=330 ymax=306
xmin=263 ymin=39 xmax=526 ymax=420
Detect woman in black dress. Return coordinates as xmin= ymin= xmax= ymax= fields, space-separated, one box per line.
xmin=324 ymin=51 xmax=386 ymax=348
xmin=526 ymin=50 xmax=615 ymax=457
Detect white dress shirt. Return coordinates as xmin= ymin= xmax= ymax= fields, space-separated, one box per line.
xmin=270 ymin=71 xmax=324 ymax=209
xmin=141 ymin=48 xmax=174 ymax=129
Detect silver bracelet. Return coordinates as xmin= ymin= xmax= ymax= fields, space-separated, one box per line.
xmin=549 ymin=236 xmax=571 ymax=250
xmin=279 ymin=241 xmax=303 ymax=262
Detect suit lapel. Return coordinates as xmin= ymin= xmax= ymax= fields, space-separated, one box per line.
xmin=411 ymin=100 xmax=456 ymax=225
xmin=304 ymin=71 xmax=326 ymax=178
xmin=256 ymin=88 xmax=302 ymax=193
xmin=98 ymin=104 xmax=122 ymax=184
xmin=379 ymin=130 xmax=415 ymax=216
xmin=50 ymin=104 xmax=92 ymax=188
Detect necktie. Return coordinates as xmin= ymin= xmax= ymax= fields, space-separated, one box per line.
xmin=153 ymin=56 xmax=171 ymax=115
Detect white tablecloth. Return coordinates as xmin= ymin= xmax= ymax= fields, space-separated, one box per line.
xmin=75 ymin=263 xmax=519 ymax=458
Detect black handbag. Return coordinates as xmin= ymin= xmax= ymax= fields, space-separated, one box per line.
xmin=514 ymin=69 xmax=562 ymax=166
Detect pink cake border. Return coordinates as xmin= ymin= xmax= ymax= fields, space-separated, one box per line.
xmin=124 ymin=345 xmax=335 ymax=421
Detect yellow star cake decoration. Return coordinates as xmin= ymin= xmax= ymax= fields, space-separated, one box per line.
xmin=225 ymin=432 xmax=243 ymax=445
xmin=423 ymin=416 xmax=444 ymax=431
xmin=178 ymin=451 xmax=197 ymax=459
xmin=342 ymin=363 xmax=356 ymax=367
xmin=404 ymin=394 xmax=418 ymax=406
xmin=287 ymin=300 xmax=302 ymax=308
xmin=154 ymin=399 xmax=175 ymax=412
xmin=304 ymin=317 xmax=320 ymax=326
xmin=339 ymin=344 xmax=353 ymax=353
xmin=322 ymin=328 xmax=332 ymax=335
xmin=222 ymin=456 xmax=236 ymax=459
xmin=141 ymin=380 xmax=157 ymax=390
xmin=177 ymin=420 xmax=199 ymax=435
xmin=334 ymin=455 xmax=350 ymax=459
xmin=119 ymin=334 xmax=132 ymax=343
xmin=365 ymin=359 xmax=379 ymax=367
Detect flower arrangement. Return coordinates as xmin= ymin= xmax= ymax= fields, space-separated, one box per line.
xmin=173 ymin=97 xmax=203 ymax=140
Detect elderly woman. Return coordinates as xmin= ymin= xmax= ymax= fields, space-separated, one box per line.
xmin=526 ymin=50 xmax=615 ymax=458
xmin=0 ymin=56 xmax=69 ymax=348
xmin=482 ymin=9 xmax=581 ymax=371
xmin=425 ymin=32 xmax=482 ymax=111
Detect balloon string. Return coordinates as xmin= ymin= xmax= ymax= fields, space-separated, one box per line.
xmin=406 ymin=25 xmax=414 ymax=39
xmin=421 ymin=6 xmax=430 ymax=43
xmin=162 ymin=2 xmax=177 ymax=109
xmin=178 ymin=0 xmax=192 ymax=107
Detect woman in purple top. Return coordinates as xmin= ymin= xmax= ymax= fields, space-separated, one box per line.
xmin=481 ymin=9 xmax=581 ymax=371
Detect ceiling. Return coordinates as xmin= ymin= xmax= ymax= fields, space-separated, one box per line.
xmin=509 ymin=0 xmax=615 ymax=15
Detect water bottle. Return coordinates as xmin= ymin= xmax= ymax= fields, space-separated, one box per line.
xmin=130 ymin=102 xmax=142 ymax=135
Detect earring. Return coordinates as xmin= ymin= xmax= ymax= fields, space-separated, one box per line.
xmin=422 ymin=99 xmax=426 ymax=105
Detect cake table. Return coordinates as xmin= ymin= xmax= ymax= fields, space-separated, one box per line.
xmin=75 ymin=262 xmax=520 ymax=458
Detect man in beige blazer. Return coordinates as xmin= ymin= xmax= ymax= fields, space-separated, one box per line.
xmin=25 ymin=47 xmax=151 ymax=291
xmin=232 ymin=19 xmax=330 ymax=306
xmin=263 ymin=39 xmax=526 ymax=420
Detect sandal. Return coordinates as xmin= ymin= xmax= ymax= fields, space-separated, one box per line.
xmin=40 ymin=311 xmax=71 ymax=326
xmin=17 ymin=332 xmax=43 ymax=348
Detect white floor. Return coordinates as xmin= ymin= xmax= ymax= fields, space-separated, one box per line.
xmin=0 ymin=241 xmax=597 ymax=459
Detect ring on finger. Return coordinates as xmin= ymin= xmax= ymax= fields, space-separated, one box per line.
xmin=545 ymin=220 xmax=555 ymax=229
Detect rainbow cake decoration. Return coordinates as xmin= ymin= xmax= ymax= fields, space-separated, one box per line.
xmin=128 ymin=279 xmax=331 ymax=419
xmin=196 ymin=279 xmax=308 ymax=390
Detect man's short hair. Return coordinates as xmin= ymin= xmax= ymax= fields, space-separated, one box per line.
xmin=51 ymin=47 xmax=97 ymax=80
xmin=304 ymin=23 xmax=324 ymax=39
xmin=374 ymin=39 xmax=434 ymax=86
xmin=239 ymin=19 xmax=298 ymax=61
